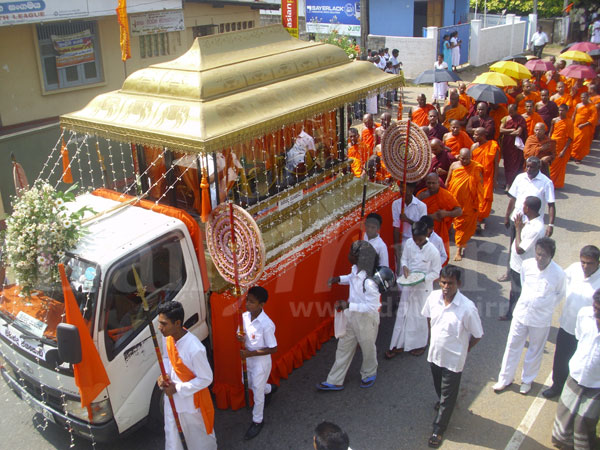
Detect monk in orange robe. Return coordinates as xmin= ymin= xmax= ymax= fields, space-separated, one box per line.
xmin=516 ymin=80 xmax=541 ymax=114
xmin=569 ymin=79 xmax=588 ymax=105
xmin=471 ymin=127 xmax=500 ymax=224
xmin=361 ymin=113 xmax=379 ymax=151
xmin=417 ymin=173 xmax=462 ymax=262
xmin=589 ymin=83 xmax=600 ymax=125
xmin=551 ymin=81 xmax=574 ymax=113
xmin=443 ymin=120 xmax=474 ymax=156
xmin=347 ymin=127 xmax=372 ymax=177
xmin=571 ymin=92 xmax=598 ymax=162
xmin=446 ymin=148 xmax=484 ymax=261
xmin=523 ymin=122 xmax=556 ymax=177
xmin=489 ymin=103 xmax=509 ymax=141
xmin=522 ymin=100 xmax=544 ymax=136
xmin=411 ymin=94 xmax=436 ymax=126
xmin=549 ymin=103 xmax=574 ymax=188
xmin=458 ymin=82 xmax=475 ymax=111
xmin=442 ymin=91 xmax=468 ymax=129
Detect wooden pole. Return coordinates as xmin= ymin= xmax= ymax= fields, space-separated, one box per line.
xmin=397 ymin=119 xmax=412 ymax=251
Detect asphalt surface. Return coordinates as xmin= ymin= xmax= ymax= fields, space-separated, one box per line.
xmin=1 ymin=95 xmax=599 ymax=449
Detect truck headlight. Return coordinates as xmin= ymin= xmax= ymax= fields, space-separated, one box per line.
xmin=63 ymin=398 xmax=113 ymax=424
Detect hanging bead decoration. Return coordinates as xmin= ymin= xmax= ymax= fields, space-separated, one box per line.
xmin=53 ymin=133 xmax=87 ymax=190
xmin=37 ymin=128 xmax=65 ymax=182
xmin=107 ymin=139 xmax=119 ymax=189
xmin=83 ymin=136 xmax=96 ymax=189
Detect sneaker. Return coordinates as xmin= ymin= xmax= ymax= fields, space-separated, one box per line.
xmin=542 ymin=387 xmax=560 ymax=399
xmin=520 ymin=383 xmax=532 ymax=395
xmin=265 ymin=384 xmax=278 ymax=407
xmin=492 ymin=381 xmax=511 ymax=392
xmin=244 ymin=422 xmax=264 ymax=440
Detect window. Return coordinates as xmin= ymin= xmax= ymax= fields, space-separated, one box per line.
xmin=193 ymin=25 xmax=218 ymax=38
xmin=36 ymin=21 xmax=103 ymax=92
xmin=139 ymin=32 xmax=171 ymax=59
xmin=102 ymin=233 xmax=187 ymax=360
xmin=217 ymin=21 xmax=255 ymax=34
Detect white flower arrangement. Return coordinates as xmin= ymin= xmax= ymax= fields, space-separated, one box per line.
xmin=2 ymin=182 xmax=91 ymax=297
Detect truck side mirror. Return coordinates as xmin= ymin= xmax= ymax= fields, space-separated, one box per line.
xmin=56 ymin=323 xmax=82 ymax=364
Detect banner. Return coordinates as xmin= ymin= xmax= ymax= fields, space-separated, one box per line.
xmin=306 ymin=0 xmax=361 ymax=36
xmin=51 ymin=30 xmax=95 ymax=68
xmin=281 ymin=0 xmax=298 ymax=38
xmin=130 ymin=9 xmax=184 ymax=36
xmin=116 ymin=0 xmax=130 ymax=61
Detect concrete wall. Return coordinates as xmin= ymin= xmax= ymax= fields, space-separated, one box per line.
xmin=469 ymin=16 xmax=527 ymax=67
xmin=370 ymin=0 xmax=414 ymax=37
xmin=371 ymin=26 xmax=438 ymax=79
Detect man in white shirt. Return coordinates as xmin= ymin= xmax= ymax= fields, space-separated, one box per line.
xmin=500 ymin=196 xmax=545 ymax=321
xmin=387 ymin=221 xmax=441 ymax=359
xmin=362 ymin=213 xmax=389 ymax=267
xmin=392 ymin=181 xmax=427 ymax=270
xmin=157 ymin=301 xmax=217 ymax=450
xmin=499 ymin=157 xmax=555 ymax=282
xmin=318 ymin=241 xmax=380 ymax=390
xmin=543 ymin=245 xmax=600 ymax=399
xmin=551 ymin=290 xmax=600 ymax=449
xmin=421 ymin=215 xmax=448 ymax=264
xmin=494 ymin=238 xmax=566 ymax=395
xmin=530 ymin=26 xmax=549 ymax=58
xmin=422 ymin=265 xmax=483 ymax=448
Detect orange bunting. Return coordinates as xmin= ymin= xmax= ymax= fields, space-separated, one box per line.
xmin=61 ymin=138 xmax=73 ymax=184
xmin=58 ymin=264 xmax=110 ymax=420
xmin=116 ymin=0 xmax=131 ymax=62
xmin=200 ymin=168 xmax=212 ymax=223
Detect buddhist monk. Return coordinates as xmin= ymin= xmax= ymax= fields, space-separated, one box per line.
xmin=571 ymin=92 xmax=598 ymax=162
xmin=499 ymin=103 xmax=528 ymax=188
xmin=424 ymin=109 xmax=449 ymax=141
xmin=550 ymin=81 xmax=573 ymax=113
xmin=443 ymin=120 xmax=474 ymax=156
xmin=446 ymin=148 xmax=484 ymax=261
xmin=417 ymin=173 xmax=462 ymax=262
xmin=361 ymin=114 xmax=378 ymax=151
xmin=589 ymin=84 xmax=600 ymax=124
xmin=569 ymin=79 xmax=588 ymax=105
xmin=442 ymin=91 xmax=469 ymax=129
xmin=466 ymin=102 xmax=496 ymax=140
xmin=411 ymin=94 xmax=436 ymax=126
xmin=535 ymin=89 xmax=559 ymax=130
xmin=347 ymin=127 xmax=372 ymax=178
xmin=375 ymin=112 xmax=393 ymax=142
xmin=545 ymin=71 xmax=560 ymax=95
xmin=490 ymin=103 xmax=509 ymax=141
xmin=430 ymin=138 xmax=456 ymax=183
xmin=549 ymin=103 xmax=574 ymax=188
xmin=523 ymin=122 xmax=556 ymax=177
xmin=516 ymin=80 xmax=542 ymax=114
xmin=458 ymin=82 xmax=475 ymax=111
xmin=522 ymin=100 xmax=544 ymax=136
xmin=471 ymin=127 xmax=500 ymax=226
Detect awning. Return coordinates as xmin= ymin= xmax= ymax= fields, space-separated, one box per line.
xmin=60 ymin=25 xmax=402 ymax=154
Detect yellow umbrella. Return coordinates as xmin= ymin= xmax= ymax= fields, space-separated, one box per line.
xmin=559 ymin=50 xmax=593 ymax=63
xmin=489 ymin=61 xmax=532 ymax=80
xmin=473 ymin=71 xmax=518 ymax=87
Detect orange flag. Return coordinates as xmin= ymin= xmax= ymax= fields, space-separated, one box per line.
xmin=58 ymin=264 xmax=110 ymax=420
xmin=61 ymin=138 xmax=73 ymax=184
xmin=116 ymin=0 xmax=131 ymax=62
xmin=200 ymin=168 xmax=211 ymax=223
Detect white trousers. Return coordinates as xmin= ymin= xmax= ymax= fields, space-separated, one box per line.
xmin=497 ymin=319 xmax=551 ymax=385
xmin=164 ymin=399 xmax=217 ymax=450
xmin=246 ymin=355 xmax=272 ymax=423
xmin=326 ymin=310 xmax=379 ymax=385
xmin=389 ymin=285 xmax=429 ymax=352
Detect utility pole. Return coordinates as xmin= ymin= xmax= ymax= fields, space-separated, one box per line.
xmin=533 ymin=0 xmax=537 ymax=16
xmin=360 ymin=0 xmax=369 ymax=57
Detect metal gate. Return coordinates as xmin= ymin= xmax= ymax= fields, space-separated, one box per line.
xmin=425 ymin=23 xmax=471 ymax=67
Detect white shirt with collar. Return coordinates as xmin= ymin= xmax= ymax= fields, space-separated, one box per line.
xmin=509 ymin=215 xmax=545 ymax=273
xmin=514 ymin=259 xmax=566 ymax=328
xmin=392 ymin=195 xmax=428 ymax=243
xmin=508 ymin=171 xmax=555 ymax=222
xmin=243 ymin=309 xmax=277 ymax=368
xmin=363 ymin=232 xmax=389 ymax=267
xmin=422 ymin=290 xmax=484 ymax=373
xmin=568 ymin=306 xmax=600 ymax=388
xmin=401 ymin=238 xmax=441 ymax=292
xmin=389 ymin=55 xmax=401 ymax=74
xmin=531 ymin=31 xmax=549 ymax=46
xmin=428 ymin=231 xmax=447 ymax=263
xmin=560 ymin=264 xmax=600 ymax=335
xmin=339 ymin=265 xmax=381 ymax=315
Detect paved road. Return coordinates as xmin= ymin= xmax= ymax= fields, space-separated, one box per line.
xmin=1 ymin=101 xmax=599 ymax=449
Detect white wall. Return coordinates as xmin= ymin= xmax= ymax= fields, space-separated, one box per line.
xmin=371 ymin=27 xmax=438 ymax=79
xmin=470 ymin=16 xmax=526 ymax=67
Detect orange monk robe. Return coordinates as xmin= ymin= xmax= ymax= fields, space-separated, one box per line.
xmin=447 ymin=161 xmax=484 ymax=247
xmin=524 ymin=112 xmax=544 ymax=136
xmin=472 ymin=140 xmax=499 ymax=220
xmin=553 ymin=94 xmax=574 ymax=113
xmin=571 ymin=85 xmax=588 ymax=104
xmin=348 ymin=143 xmax=372 ymax=177
xmin=546 ymin=79 xmax=557 ymax=95
xmin=490 ymin=105 xmax=509 ymax=141
xmin=517 ymin=92 xmax=542 ymax=114
xmin=444 ymin=130 xmax=474 ymax=156
xmin=571 ymin=103 xmax=598 ymax=160
xmin=549 ymin=117 xmax=574 ymax=188
xmin=459 ymin=93 xmax=475 ymax=111
xmin=417 ymin=187 xmax=460 ymax=262
xmin=361 ymin=127 xmax=377 ymax=151
xmin=442 ymin=104 xmax=469 ymax=129
xmin=412 ymin=104 xmax=435 ymax=126
xmin=375 ymin=146 xmax=391 ymax=182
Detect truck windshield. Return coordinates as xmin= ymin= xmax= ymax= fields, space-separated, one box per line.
xmin=0 ymin=255 xmax=100 ymax=341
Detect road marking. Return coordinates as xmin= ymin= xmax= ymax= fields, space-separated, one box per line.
xmin=504 ymin=372 xmax=553 ymax=450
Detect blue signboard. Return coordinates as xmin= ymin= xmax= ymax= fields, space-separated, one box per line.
xmin=306 ymin=0 xmax=361 ymax=36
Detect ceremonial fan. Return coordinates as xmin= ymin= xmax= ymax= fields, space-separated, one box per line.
xmin=206 ymin=202 xmax=266 ymax=409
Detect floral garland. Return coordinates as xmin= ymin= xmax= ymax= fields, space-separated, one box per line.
xmin=2 ymin=182 xmax=91 ymax=297
xmin=318 ymin=29 xmax=361 ymax=60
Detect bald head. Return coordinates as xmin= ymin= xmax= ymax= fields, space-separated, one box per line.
xmin=430 ymin=138 xmax=443 ymax=155
xmin=473 ymin=127 xmax=487 ymax=143
xmin=450 ymin=120 xmax=461 ymax=135
xmin=449 ymin=90 xmax=459 ymax=106
xmin=380 ymin=112 xmax=392 ymax=129
xmin=458 ymin=148 xmax=472 ymax=166
xmin=425 ymin=172 xmax=440 ymax=193
xmin=363 ymin=114 xmax=374 ymax=129
xmin=417 ymin=93 xmax=427 ymax=106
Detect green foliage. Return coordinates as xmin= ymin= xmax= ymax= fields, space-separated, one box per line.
xmin=317 ymin=30 xmax=362 ymax=60
xmin=470 ymin=0 xmax=563 ymax=18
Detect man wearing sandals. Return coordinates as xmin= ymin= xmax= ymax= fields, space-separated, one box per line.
xmin=422 ymin=265 xmax=483 ymax=447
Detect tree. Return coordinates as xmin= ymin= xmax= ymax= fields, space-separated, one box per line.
xmin=470 ymin=0 xmax=563 ymax=18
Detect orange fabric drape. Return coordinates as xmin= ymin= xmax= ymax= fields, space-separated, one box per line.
xmin=444 ymin=131 xmax=474 ymax=156
xmin=490 ymin=105 xmax=509 ymax=141
xmin=442 ymin=104 xmax=468 ymax=129
xmin=166 ymin=336 xmax=215 ymax=434
xmin=417 ymin=187 xmax=459 ymax=265
xmin=549 ymin=117 xmax=574 ymax=188
xmin=116 ymin=0 xmax=131 ymax=61
xmin=524 ymin=112 xmax=544 ymax=136
xmin=143 ymin=146 xmax=167 ymax=200
xmin=412 ymin=105 xmax=435 ymax=126
xmin=472 ymin=140 xmax=499 ymax=220
xmin=447 ymin=162 xmax=484 ymax=247
xmin=61 ymin=138 xmax=73 ymax=184
xmin=571 ymin=103 xmax=598 ymax=160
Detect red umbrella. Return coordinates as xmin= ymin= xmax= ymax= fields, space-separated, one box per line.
xmin=569 ymin=42 xmax=600 ymax=53
xmin=525 ymin=59 xmax=555 ymax=72
xmin=560 ymin=65 xmax=597 ymax=80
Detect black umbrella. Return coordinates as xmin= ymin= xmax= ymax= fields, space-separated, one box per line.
xmin=467 ymin=83 xmax=508 ymax=104
xmin=413 ymin=69 xmax=461 ymax=84
xmin=560 ymin=42 xmax=576 ymax=54
xmin=501 ymin=54 xmax=528 ymax=65
xmin=589 ymin=48 xmax=600 ymax=57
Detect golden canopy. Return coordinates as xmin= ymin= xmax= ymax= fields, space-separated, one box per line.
xmin=60 ymin=25 xmax=402 ymax=154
